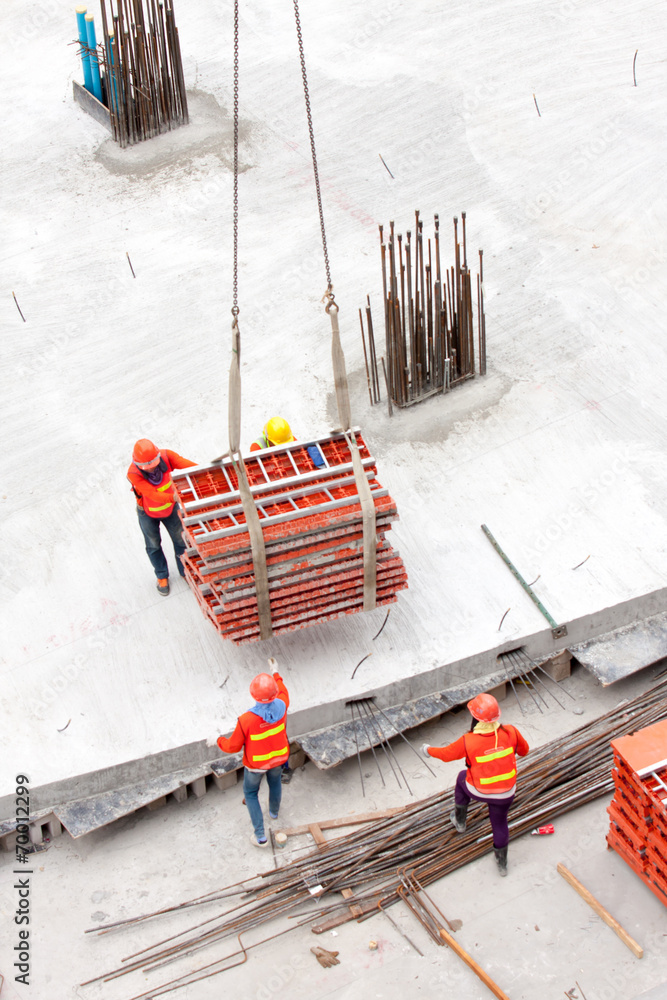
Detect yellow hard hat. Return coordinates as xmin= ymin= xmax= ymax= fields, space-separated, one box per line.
xmin=265 ymin=417 xmax=294 ymax=446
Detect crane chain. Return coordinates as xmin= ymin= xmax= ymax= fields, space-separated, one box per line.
xmin=231 ymin=0 xmax=239 ymax=318
xmin=293 ymin=0 xmax=333 ymax=300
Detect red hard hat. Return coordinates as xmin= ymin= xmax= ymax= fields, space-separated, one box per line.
xmin=133 ymin=439 xmax=160 ymax=470
xmin=250 ymin=673 xmax=279 ymax=703
xmin=467 ymin=693 xmax=501 ymax=722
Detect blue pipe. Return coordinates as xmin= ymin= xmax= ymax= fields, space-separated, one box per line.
xmin=106 ymin=34 xmax=119 ymax=115
xmin=75 ymin=6 xmax=93 ymax=94
xmin=85 ymin=14 xmax=103 ymax=103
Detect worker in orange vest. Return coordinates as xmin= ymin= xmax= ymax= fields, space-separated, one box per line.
xmin=422 ymin=693 xmax=529 ymax=876
xmin=216 ymin=660 xmax=290 ymax=848
xmin=250 ymin=416 xmax=295 ymax=451
xmin=127 ymin=439 xmax=196 ymax=596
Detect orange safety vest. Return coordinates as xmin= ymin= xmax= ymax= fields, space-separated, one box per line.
xmin=462 ymin=728 xmax=520 ymax=794
xmin=239 ymin=709 xmax=290 ymax=770
xmin=127 ymin=450 xmax=194 ymax=519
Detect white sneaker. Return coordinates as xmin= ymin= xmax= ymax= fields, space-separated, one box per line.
xmin=249 ymin=832 xmax=269 ymax=848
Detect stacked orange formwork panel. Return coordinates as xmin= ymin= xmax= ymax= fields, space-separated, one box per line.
xmin=608 ymin=719 xmax=667 ymax=908
xmin=171 ymin=431 xmax=408 ymax=644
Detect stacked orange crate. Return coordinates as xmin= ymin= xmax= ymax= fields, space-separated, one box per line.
xmin=172 ymin=431 xmax=408 ymax=644
xmin=608 ymin=719 xmax=667 ymax=907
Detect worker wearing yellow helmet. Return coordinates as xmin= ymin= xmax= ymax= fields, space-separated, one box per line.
xmin=250 ymin=416 xmax=295 ymax=452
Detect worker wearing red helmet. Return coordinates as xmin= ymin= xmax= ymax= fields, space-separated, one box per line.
xmin=216 ymin=659 xmax=290 ymax=848
xmin=127 ymin=439 xmax=196 ymax=596
xmin=422 ymin=693 xmax=529 ymax=876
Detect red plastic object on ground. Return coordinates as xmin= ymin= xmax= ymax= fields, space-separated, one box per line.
xmin=531 ymin=824 xmax=555 ymax=836
xmin=171 ymin=430 xmax=408 ymax=644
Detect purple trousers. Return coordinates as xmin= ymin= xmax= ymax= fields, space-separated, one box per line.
xmin=454 ymin=770 xmax=515 ymax=849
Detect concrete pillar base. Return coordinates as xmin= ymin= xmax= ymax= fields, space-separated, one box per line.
xmin=541 ymin=650 xmax=572 ymax=682
xmin=189 ymin=776 xmax=207 ymax=798
xmin=212 ymin=771 xmax=237 ymax=791
xmin=488 ymin=682 xmax=507 ymax=702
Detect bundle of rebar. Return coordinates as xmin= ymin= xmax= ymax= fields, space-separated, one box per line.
xmin=83 ymin=676 xmax=667 ymax=998
xmin=360 ymin=211 xmax=487 ymax=409
xmin=98 ymin=0 xmax=189 ymax=147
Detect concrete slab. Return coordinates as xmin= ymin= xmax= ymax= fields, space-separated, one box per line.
xmin=570 ymin=611 xmax=667 ymax=685
xmin=4 ymin=0 xmax=667 ymax=804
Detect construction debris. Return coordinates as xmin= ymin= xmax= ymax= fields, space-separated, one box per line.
xmin=557 ymin=863 xmax=643 ymax=959
xmin=82 ymin=677 xmax=667 ymax=997
xmin=360 ymin=211 xmax=486 ymax=408
xmin=172 ymin=431 xmax=408 ymax=643
xmin=310 ymin=946 xmax=340 ymax=968
xmin=607 ymin=718 xmax=667 ymax=908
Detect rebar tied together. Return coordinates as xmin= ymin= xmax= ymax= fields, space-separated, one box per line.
xmin=361 ymin=211 xmax=487 ymax=409
xmin=98 ymin=0 xmax=189 ymax=147
xmin=83 ymin=677 xmax=667 ymax=998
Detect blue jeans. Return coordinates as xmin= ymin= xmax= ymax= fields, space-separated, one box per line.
xmin=137 ymin=507 xmax=186 ymax=579
xmin=243 ymin=765 xmax=282 ymax=840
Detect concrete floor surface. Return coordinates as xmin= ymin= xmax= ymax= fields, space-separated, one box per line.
xmin=2 ymin=665 xmax=666 ymax=999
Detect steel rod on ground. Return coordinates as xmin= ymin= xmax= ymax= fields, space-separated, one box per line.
xmin=83 ymin=677 xmax=667 ymax=996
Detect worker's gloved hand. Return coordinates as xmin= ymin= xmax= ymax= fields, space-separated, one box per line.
xmin=421 ymin=743 xmax=432 ymax=758
xmin=267 ymin=657 xmax=278 ymax=670
xmin=205 ymin=735 xmax=218 ymax=748
xmin=310 ymin=946 xmax=340 ymax=968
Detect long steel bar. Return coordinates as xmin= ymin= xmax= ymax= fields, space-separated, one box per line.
xmin=506 ymin=650 xmax=548 ymax=711
xmin=358 ymin=698 xmax=411 ymax=794
xmin=481 ymin=524 xmax=564 ymax=634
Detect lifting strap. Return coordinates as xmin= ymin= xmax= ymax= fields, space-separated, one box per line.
xmin=225 ymin=1 xmax=377 ymax=636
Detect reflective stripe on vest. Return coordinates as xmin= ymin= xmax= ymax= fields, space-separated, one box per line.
xmin=475 ymin=746 xmax=514 ymax=764
xmin=478 ymin=767 xmax=517 ymax=785
xmin=252 ymin=747 xmax=289 ymax=762
xmin=147 ymin=470 xmax=174 ymax=512
xmin=250 ymin=723 xmax=285 ymax=741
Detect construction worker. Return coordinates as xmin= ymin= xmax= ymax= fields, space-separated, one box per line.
xmin=127 ymin=439 xmax=196 ymax=596
xmin=250 ymin=416 xmax=295 ymax=451
xmin=216 ymin=659 xmax=290 ymax=848
xmin=422 ymin=693 xmax=529 ymax=876
xmin=249 ymin=416 xmax=325 ymax=469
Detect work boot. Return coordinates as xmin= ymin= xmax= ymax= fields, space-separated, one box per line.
xmin=449 ymin=804 xmax=468 ymax=833
xmin=156 ymin=577 xmax=170 ymax=596
xmin=494 ymin=846 xmax=508 ymax=877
